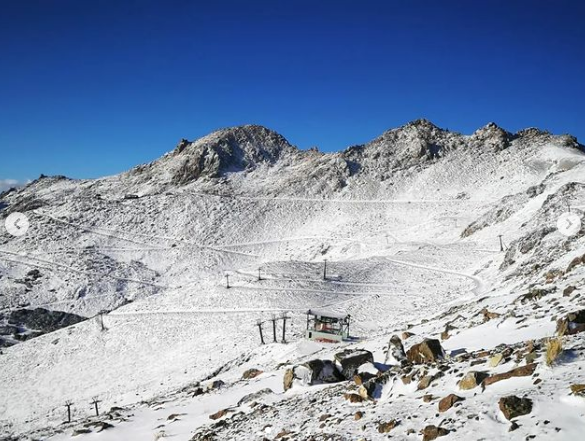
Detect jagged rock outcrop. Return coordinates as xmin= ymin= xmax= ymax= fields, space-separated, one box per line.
xmin=169 ymin=125 xmax=298 ymax=185
xmin=333 ymin=349 xmax=374 ymax=380
xmin=557 ymin=310 xmax=585 ymax=336
xmin=499 ymin=395 xmax=533 ymax=420
xmin=406 ymin=339 xmax=445 ymax=364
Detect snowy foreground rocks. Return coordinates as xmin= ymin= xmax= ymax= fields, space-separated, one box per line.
xmin=283 ymin=349 xmax=374 ymax=391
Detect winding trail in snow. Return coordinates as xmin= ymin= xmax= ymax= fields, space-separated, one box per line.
xmin=187 ymin=191 xmax=495 ymax=205
xmin=384 ymin=256 xmax=486 ymax=296
xmin=36 ymin=212 xmax=259 ymax=258
xmin=0 ymin=250 xmax=172 ymax=289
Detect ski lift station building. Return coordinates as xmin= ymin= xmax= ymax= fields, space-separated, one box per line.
xmin=305 ymin=309 xmax=351 ymax=343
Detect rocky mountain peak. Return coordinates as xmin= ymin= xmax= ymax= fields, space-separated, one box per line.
xmin=166 ymin=125 xmax=298 ymax=185
xmin=469 ymin=122 xmax=514 ymax=151
xmin=404 ymin=118 xmax=442 ymax=131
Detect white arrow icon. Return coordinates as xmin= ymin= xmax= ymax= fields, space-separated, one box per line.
xmin=5 ymin=212 xmax=30 ymax=237
xmin=557 ymin=212 xmax=581 ymax=237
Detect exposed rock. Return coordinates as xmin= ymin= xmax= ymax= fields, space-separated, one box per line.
xmin=8 ymin=308 xmax=86 ymax=337
xmin=343 ymin=393 xmax=366 ymax=403
xmin=93 ymin=422 xmax=114 ymax=432
xmin=499 ymin=396 xmax=533 ymax=420
xmin=209 ymin=409 xmax=229 ymax=420
xmin=417 ymin=375 xmax=433 ymax=390
xmin=169 ymin=125 xmax=297 ymax=185
xmin=458 ymin=371 xmax=489 ymax=390
xmin=488 ymin=353 xmax=504 ymax=367
xmin=557 ymin=310 xmax=585 ymax=336
xmin=283 ymin=369 xmax=294 ymax=391
xmin=481 ymin=308 xmax=501 ymax=322
xmin=567 ymin=255 xmax=584 ymax=272
xmin=422 ymin=425 xmax=450 ymax=441
xmin=359 ymin=371 xmax=394 ymax=399
xmin=517 ymin=287 xmax=555 ymax=304
xmin=406 ymin=339 xmax=445 ymax=364
xmin=385 ymin=335 xmax=407 ymax=365
xmin=283 ymin=359 xmax=344 ymax=391
xmin=167 ymin=413 xmax=184 ymax=420
xmin=241 ymin=368 xmax=263 ymax=380
xmin=237 ymin=388 xmax=273 ymax=406
xmin=402 ymin=331 xmax=415 ymax=340
xmin=302 ymin=359 xmax=344 ymax=384
xmin=207 ymin=380 xmax=225 ymax=391
xmin=563 ymin=286 xmax=577 ymax=297
xmin=570 ymin=384 xmax=585 ymax=396
xmin=483 ymin=363 xmax=537 ymax=387
xmin=378 ymin=420 xmax=398 ymax=433
xmin=438 ymin=394 xmax=464 ymax=412
xmin=4 ymin=195 xmax=45 ymax=214
xmin=353 ymin=372 xmax=376 ymax=386
xmin=334 ymin=349 xmax=374 ymax=380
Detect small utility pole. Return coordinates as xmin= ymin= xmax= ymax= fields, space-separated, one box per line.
xmin=258 ymin=268 xmax=262 ymax=281
xmin=498 ymin=234 xmax=504 ymax=252
xmin=64 ymin=400 xmax=73 ymax=423
xmin=323 ymin=259 xmax=328 ymax=280
xmin=225 ymin=274 xmax=230 ymax=289
xmin=281 ymin=313 xmax=290 ymax=343
xmin=271 ymin=315 xmax=277 ymax=343
xmin=90 ymin=396 xmax=101 ymax=416
xmin=97 ymin=311 xmax=106 ymax=332
xmin=256 ymin=320 xmax=265 ymax=345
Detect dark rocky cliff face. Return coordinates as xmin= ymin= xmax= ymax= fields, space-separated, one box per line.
xmin=0 ymin=308 xmax=86 ymax=347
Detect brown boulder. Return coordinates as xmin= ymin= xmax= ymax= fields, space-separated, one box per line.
xmin=563 ymin=285 xmax=577 ymax=297
xmin=417 ymin=375 xmax=433 ymax=390
xmin=283 ymin=369 xmax=294 ymax=391
xmin=353 ymin=372 xmax=376 ymax=386
xmin=570 ymin=384 xmax=585 ymax=396
xmin=438 ymin=394 xmax=464 ymax=412
xmin=343 ymin=393 xmax=365 ymax=403
xmin=458 ymin=371 xmax=489 ymax=390
xmin=483 ymin=363 xmax=537 ymax=387
xmin=378 ymin=420 xmax=398 ymax=433
xmin=406 ymin=339 xmax=445 ymax=364
xmin=359 ymin=371 xmax=394 ymax=399
xmin=557 ymin=310 xmax=585 ymax=336
xmin=481 ymin=308 xmax=501 ymax=322
xmin=209 ymin=409 xmax=229 ymax=420
xmin=242 ymin=368 xmax=263 ymax=380
xmin=422 ymin=425 xmax=450 ymax=441
xmin=499 ymin=395 xmax=533 ymax=420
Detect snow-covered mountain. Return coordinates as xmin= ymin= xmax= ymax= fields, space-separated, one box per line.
xmin=1 ymin=120 xmax=585 ymax=440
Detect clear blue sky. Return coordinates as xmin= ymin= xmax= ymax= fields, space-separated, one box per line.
xmin=1 ymin=0 xmax=584 ymax=186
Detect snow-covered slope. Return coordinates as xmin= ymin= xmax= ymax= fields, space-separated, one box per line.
xmin=1 ymin=121 xmax=585 ymax=440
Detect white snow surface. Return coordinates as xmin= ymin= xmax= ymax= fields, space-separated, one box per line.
xmin=1 ymin=121 xmax=585 ymax=440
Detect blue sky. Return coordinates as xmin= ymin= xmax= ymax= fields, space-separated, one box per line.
xmin=1 ymin=0 xmax=584 ymax=186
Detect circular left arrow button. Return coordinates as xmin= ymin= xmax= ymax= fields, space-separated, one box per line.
xmin=5 ymin=212 xmax=30 ymax=237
